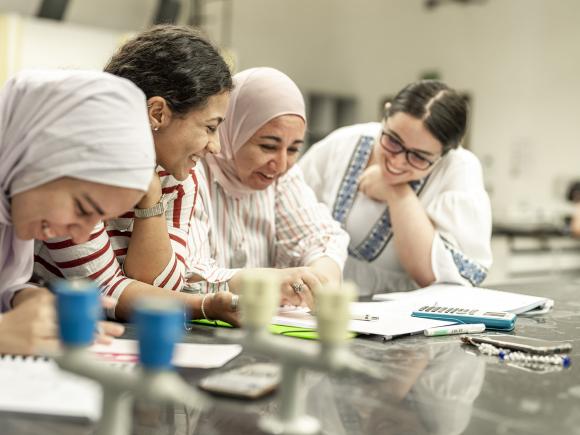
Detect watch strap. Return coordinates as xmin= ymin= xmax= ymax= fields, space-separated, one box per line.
xmin=134 ymin=200 xmax=165 ymax=218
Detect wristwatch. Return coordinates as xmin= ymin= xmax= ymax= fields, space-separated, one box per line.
xmin=133 ymin=199 xmax=166 ymax=218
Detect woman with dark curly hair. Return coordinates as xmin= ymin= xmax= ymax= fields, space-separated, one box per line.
xmin=34 ymin=25 xmax=239 ymax=325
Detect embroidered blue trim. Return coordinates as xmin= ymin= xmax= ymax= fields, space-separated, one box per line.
xmin=332 ymin=135 xmax=428 ymax=262
xmin=441 ymin=236 xmax=488 ymax=285
xmin=332 ymin=136 xmax=374 ymax=223
xmin=348 ymin=208 xmax=392 ymax=261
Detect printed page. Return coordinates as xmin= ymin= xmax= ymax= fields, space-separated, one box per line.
xmin=90 ymin=339 xmax=242 ymax=369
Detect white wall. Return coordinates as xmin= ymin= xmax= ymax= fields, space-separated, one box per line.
xmin=0 ymin=14 xmax=128 ymax=81
xmin=227 ymin=0 xmax=580 ymax=222
xmin=0 ymin=0 xmax=579 ymax=222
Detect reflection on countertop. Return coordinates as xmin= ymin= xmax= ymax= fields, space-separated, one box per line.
xmin=307 ymin=342 xmax=485 ymax=435
xmin=0 ymin=279 xmax=578 ymax=435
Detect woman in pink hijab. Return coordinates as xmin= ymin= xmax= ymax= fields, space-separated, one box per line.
xmin=0 ymin=69 xmax=156 ymax=354
xmin=187 ymin=67 xmax=349 ymax=313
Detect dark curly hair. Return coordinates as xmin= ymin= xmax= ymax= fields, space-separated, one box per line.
xmin=385 ymin=80 xmax=468 ymax=152
xmin=104 ymin=25 xmax=233 ymax=115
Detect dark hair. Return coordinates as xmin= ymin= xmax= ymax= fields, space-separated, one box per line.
xmin=566 ymin=181 xmax=580 ymax=202
xmin=385 ymin=80 xmax=468 ymax=152
xmin=104 ymin=24 xmax=233 ymax=115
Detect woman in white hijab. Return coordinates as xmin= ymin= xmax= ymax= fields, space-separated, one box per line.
xmin=187 ymin=67 xmax=349 ymax=312
xmin=0 ymin=69 xmax=155 ymax=355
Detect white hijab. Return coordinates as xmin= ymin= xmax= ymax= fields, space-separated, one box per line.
xmin=0 ymin=69 xmax=155 ymax=311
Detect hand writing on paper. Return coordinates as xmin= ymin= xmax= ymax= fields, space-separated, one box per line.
xmin=94 ymin=297 xmax=125 ymax=345
xmin=229 ymin=267 xmax=319 ymax=311
xmin=275 ymin=267 xmax=320 ymax=310
xmin=0 ymin=291 xmax=58 ymax=355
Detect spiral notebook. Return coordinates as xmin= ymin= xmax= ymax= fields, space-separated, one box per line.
xmin=0 ymin=340 xmax=241 ymax=422
xmin=0 ymin=354 xmax=102 ymax=422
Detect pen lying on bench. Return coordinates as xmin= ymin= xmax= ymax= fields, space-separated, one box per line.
xmin=351 ymin=314 xmax=379 ymax=321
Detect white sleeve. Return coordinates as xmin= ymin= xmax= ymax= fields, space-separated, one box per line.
xmin=299 ymin=136 xmax=332 ymax=198
xmin=427 ymin=189 xmax=493 ymax=286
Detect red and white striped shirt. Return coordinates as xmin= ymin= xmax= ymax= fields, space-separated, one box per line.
xmin=33 ymin=167 xmax=197 ymax=317
xmin=186 ymin=162 xmax=349 ymax=293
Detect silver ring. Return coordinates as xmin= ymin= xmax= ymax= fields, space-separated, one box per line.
xmin=291 ymin=281 xmax=305 ymax=294
xmin=230 ymin=294 xmax=239 ymax=311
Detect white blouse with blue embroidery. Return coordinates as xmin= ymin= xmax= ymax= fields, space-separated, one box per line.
xmin=299 ymin=122 xmax=493 ymax=295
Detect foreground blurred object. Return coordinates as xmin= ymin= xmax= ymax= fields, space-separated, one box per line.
xmin=224 ymin=272 xmax=383 ymax=435
xmin=55 ymin=279 xmax=207 ymax=435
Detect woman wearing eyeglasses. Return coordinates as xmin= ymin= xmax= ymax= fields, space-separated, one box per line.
xmin=299 ymin=80 xmax=492 ymax=295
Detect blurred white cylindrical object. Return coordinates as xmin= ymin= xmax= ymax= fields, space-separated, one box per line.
xmin=239 ymin=270 xmax=280 ymax=329
xmin=316 ymin=282 xmax=356 ymax=344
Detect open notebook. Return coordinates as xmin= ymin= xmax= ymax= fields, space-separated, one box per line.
xmin=0 ymin=355 xmax=102 ymax=422
xmin=371 ymin=284 xmax=554 ymax=315
xmin=0 ymin=340 xmax=242 ymax=422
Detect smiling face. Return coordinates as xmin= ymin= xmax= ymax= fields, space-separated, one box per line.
xmin=375 ymin=112 xmax=444 ymax=185
xmin=150 ymin=91 xmax=230 ymax=181
xmin=233 ymin=115 xmax=306 ymax=190
xmin=11 ymin=177 xmax=144 ymax=243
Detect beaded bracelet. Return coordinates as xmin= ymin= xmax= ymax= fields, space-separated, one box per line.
xmin=475 ymin=342 xmax=571 ymax=367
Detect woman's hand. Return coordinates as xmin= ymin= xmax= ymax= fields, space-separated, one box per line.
xmin=94 ymin=296 xmax=125 ymax=345
xmin=0 ymin=291 xmax=58 ymax=355
xmin=204 ymin=292 xmax=240 ymax=327
xmin=358 ymin=164 xmax=392 ymax=202
xmin=228 ymin=267 xmax=324 ymax=311
xmin=274 ymin=267 xmax=321 ymax=310
xmin=359 ymin=164 xmax=414 ymax=204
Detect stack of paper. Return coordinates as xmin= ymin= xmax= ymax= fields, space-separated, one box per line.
xmin=272 ymin=284 xmax=554 ymax=339
xmin=273 ymin=303 xmax=454 ymax=338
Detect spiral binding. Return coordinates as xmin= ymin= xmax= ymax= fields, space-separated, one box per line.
xmin=0 ymin=354 xmax=49 ymax=362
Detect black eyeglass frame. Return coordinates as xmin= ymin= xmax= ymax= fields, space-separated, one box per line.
xmin=379 ymin=130 xmax=441 ymax=170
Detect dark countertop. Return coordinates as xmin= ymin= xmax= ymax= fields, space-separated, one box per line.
xmin=1 ymin=279 xmax=579 ymax=435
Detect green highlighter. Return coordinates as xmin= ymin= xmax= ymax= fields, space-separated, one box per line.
xmin=190 ymin=319 xmax=356 ymax=340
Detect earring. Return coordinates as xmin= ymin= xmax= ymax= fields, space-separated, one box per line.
xmin=152 ymin=126 xmax=159 ymax=132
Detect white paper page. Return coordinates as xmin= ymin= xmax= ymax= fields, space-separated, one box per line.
xmin=372 ymin=284 xmax=553 ymax=314
xmin=0 ymin=356 xmax=101 ymax=421
xmin=90 ymin=339 xmax=242 ymax=369
xmin=272 ymin=303 xmax=452 ymax=337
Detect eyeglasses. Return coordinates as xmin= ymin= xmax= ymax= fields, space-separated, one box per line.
xmin=380 ymin=131 xmax=440 ymax=170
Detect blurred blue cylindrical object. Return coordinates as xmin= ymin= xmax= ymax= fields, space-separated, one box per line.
xmin=53 ymin=279 xmax=101 ymax=346
xmin=134 ymin=299 xmax=184 ymax=370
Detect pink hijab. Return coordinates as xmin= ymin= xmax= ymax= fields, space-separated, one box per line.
xmin=0 ymin=70 xmax=155 ymax=311
xmin=206 ymin=67 xmax=306 ymax=198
